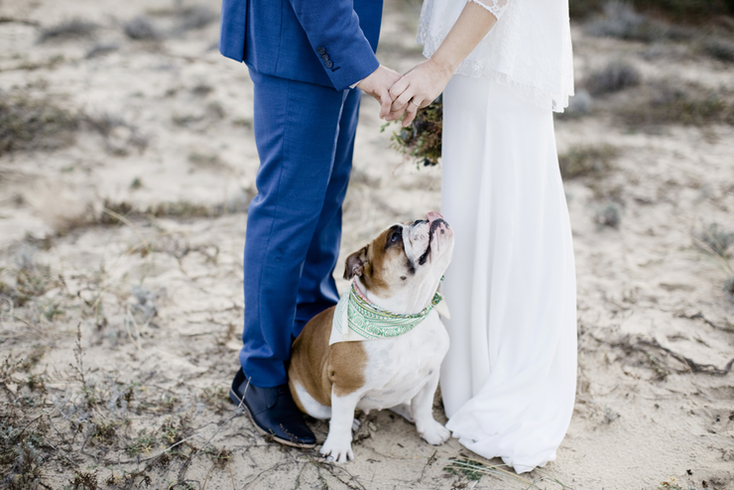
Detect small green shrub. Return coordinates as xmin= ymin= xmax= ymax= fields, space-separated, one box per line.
xmin=126 ymin=429 xmax=157 ymax=457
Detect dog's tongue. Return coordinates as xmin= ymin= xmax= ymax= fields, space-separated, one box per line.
xmin=427 ymin=212 xmax=443 ymax=223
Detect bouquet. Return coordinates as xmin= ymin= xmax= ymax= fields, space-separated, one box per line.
xmin=383 ymin=95 xmax=443 ymax=168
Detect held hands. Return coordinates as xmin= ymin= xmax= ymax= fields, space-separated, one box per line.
xmin=357 ymin=65 xmax=403 ymax=119
xmin=358 ymin=59 xmax=452 ymax=126
xmin=385 ymin=59 xmax=453 ymax=127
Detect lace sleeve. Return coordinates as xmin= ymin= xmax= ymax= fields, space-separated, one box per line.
xmin=468 ymin=0 xmax=510 ymax=21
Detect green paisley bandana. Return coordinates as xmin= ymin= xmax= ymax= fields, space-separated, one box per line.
xmin=329 ymin=280 xmax=443 ymax=345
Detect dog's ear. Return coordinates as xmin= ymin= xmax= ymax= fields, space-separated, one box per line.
xmin=344 ymin=246 xmax=369 ymax=280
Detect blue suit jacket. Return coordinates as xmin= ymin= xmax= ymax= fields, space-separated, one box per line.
xmin=219 ymin=0 xmax=383 ymax=91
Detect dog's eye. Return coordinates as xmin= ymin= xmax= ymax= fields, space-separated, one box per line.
xmin=390 ymin=231 xmax=401 ymax=243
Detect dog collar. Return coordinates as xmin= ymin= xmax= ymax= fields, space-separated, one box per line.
xmin=329 ymin=279 xmax=443 ymax=344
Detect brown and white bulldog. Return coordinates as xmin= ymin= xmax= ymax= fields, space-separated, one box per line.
xmin=288 ymin=212 xmax=454 ymax=462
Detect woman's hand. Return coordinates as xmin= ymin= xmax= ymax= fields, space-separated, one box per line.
xmin=385 ymin=1 xmax=497 ymax=126
xmin=385 ymin=58 xmax=454 ymax=127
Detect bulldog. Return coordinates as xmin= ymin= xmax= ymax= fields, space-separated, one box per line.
xmin=287 ymin=212 xmax=454 ymax=462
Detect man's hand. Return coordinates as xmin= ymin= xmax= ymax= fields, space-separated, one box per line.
xmin=356 ymin=65 xmax=402 ymax=119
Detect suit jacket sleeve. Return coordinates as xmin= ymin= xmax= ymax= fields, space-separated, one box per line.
xmin=288 ymin=0 xmax=380 ymax=91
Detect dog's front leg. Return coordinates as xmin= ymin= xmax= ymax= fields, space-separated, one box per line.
xmin=411 ymin=371 xmax=451 ymax=445
xmin=320 ymin=390 xmax=361 ymax=462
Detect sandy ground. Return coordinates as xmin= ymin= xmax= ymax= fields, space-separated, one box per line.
xmin=1 ymin=0 xmax=733 ymax=489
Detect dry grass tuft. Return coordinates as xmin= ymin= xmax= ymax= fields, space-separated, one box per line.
xmin=617 ymin=83 xmax=734 ymax=127
xmin=559 ymin=144 xmax=620 ymax=180
xmin=594 ymin=202 xmax=622 ymax=229
xmin=86 ymin=113 xmax=148 ymax=155
xmin=0 ymin=90 xmax=148 ymax=157
xmin=585 ymin=60 xmax=642 ymax=96
xmin=37 ymin=18 xmax=97 ymax=43
xmin=174 ymin=6 xmax=218 ymax=33
xmin=561 ymin=89 xmax=594 ymax=118
xmin=572 ymin=0 xmax=734 ymax=22
xmin=0 ymin=93 xmax=81 ymax=156
xmin=123 ymin=16 xmax=162 ymax=41
xmin=701 ymin=37 xmax=734 ymax=63
xmin=586 ymin=2 xmax=667 ymax=42
xmin=724 ymin=276 xmax=734 ymax=302
xmin=85 ymin=42 xmax=120 ymax=59
xmin=630 ymin=0 xmax=734 ymax=22
xmin=694 ymin=223 xmax=734 ymax=259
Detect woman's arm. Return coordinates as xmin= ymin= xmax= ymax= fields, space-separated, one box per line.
xmin=386 ymin=0 xmax=503 ymax=126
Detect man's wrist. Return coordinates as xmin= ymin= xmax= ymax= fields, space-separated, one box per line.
xmin=355 ymin=65 xmax=382 ymax=90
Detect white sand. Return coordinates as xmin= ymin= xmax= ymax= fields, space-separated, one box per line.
xmin=0 ymin=0 xmax=733 ymax=488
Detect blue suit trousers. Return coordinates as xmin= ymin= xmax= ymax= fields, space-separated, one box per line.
xmin=241 ymin=68 xmax=361 ymax=387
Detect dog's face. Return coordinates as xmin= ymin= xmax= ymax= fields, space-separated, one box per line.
xmin=344 ymin=212 xmax=454 ymax=314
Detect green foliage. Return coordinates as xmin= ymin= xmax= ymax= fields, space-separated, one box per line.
xmin=125 ymin=429 xmax=157 ymax=457
xmin=443 ymin=457 xmax=487 ymax=481
xmin=384 ymin=96 xmax=443 ymax=168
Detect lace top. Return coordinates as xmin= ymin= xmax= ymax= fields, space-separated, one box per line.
xmin=417 ymin=0 xmax=574 ymax=112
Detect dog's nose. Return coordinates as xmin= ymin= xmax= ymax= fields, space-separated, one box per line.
xmin=427 ymin=212 xmax=443 ymax=223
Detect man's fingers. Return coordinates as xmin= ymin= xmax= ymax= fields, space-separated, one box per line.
xmin=378 ymin=89 xmax=392 ymax=119
xmin=385 ymin=103 xmax=408 ymax=122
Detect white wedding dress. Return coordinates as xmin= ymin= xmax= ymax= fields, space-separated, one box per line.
xmin=417 ymin=0 xmax=577 ymax=474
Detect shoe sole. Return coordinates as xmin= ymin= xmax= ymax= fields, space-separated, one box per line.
xmin=229 ymin=388 xmax=316 ymax=449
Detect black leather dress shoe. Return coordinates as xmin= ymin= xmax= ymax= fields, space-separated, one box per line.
xmin=229 ymin=367 xmax=316 ymax=448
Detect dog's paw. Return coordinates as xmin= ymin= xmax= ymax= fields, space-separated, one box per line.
xmin=418 ymin=421 xmax=451 ymax=446
xmin=351 ymin=418 xmax=361 ymax=433
xmin=320 ymin=437 xmax=354 ymax=463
